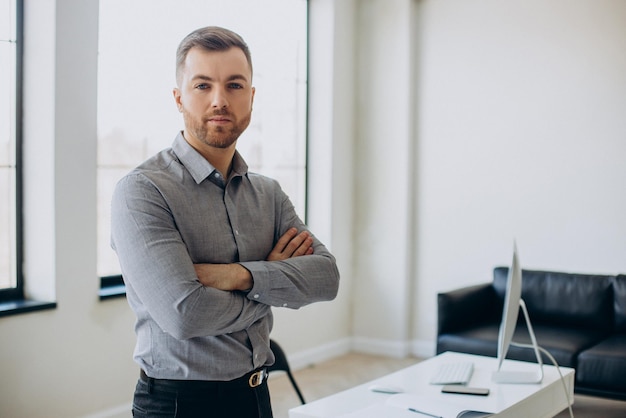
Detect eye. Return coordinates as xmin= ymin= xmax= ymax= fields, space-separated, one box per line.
xmin=228 ymin=83 xmax=244 ymax=90
xmin=195 ymin=83 xmax=210 ymax=90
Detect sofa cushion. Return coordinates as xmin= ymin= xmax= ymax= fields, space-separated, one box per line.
xmin=577 ymin=334 xmax=626 ymax=394
xmin=506 ymin=323 xmax=608 ymax=368
xmin=615 ymin=275 xmax=626 ymax=333
xmin=438 ymin=322 xmax=607 ymax=369
xmin=437 ymin=324 xmax=501 ymax=358
xmin=493 ymin=268 xmax=614 ymax=332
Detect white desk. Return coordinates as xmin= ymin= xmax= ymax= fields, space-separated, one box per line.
xmin=289 ymin=352 xmax=574 ymax=418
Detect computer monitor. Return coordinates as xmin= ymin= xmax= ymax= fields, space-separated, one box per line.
xmin=492 ymin=242 xmax=544 ymax=384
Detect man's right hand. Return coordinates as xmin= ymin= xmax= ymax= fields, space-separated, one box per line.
xmin=266 ymin=227 xmax=314 ymax=261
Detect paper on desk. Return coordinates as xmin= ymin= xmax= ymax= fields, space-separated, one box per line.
xmin=335 ymin=403 xmax=418 ymax=418
xmin=386 ymin=394 xmax=494 ymax=418
xmin=336 ymin=394 xmax=494 ymax=418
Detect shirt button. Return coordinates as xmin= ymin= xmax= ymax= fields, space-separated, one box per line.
xmin=254 ymin=294 xmax=260 ymax=299
xmin=282 ymin=303 xmax=288 ymax=307
xmin=235 ymin=230 xmax=239 ymax=235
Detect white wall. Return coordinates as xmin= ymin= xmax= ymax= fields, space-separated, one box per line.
xmin=344 ymin=0 xmax=626 ymax=358
xmin=350 ymin=0 xmax=417 ymax=356
xmin=1 ymin=0 xmax=626 ymax=417
xmin=410 ymin=0 xmax=626 ymax=346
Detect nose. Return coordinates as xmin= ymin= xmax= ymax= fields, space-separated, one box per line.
xmin=211 ymin=86 xmax=228 ymax=109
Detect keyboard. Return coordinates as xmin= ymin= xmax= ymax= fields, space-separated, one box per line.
xmin=429 ymin=361 xmax=474 ymax=385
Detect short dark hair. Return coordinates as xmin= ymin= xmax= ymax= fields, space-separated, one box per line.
xmin=175 ymin=26 xmax=253 ymax=85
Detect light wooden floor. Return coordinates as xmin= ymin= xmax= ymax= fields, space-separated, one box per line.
xmin=267 ymin=352 xmax=626 ymax=418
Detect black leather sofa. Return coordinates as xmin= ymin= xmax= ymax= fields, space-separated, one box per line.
xmin=436 ymin=267 xmax=626 ymax=400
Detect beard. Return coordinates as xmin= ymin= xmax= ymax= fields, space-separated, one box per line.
xmin=182 ymin=108 xmax=252 ymax=149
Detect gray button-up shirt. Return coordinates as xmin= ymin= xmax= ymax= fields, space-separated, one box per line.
xmin=111 ymin=133 xmax=339 ymax=381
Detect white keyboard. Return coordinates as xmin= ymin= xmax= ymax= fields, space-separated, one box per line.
xmin=429 ymin=361 xmax=474 ymax=385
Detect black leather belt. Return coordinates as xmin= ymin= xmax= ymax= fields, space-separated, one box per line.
xmin=139 ymin=368 xmax=268 ymax=390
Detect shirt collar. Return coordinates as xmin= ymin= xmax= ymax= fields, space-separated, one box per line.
xmin=172 ymin=132 xmax=249 ymax=184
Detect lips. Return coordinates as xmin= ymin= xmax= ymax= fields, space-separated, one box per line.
xmin=207 ymin=116 xmax=232 ymax=124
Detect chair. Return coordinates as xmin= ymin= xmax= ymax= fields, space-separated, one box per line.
xmin=268 ymin=339 xmax=306 ymax=404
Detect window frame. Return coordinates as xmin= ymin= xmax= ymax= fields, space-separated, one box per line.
xmin=0 ymin=0 xmax=56 ymax=316
xmin=0 ymin=0 xmax=23 ymax=303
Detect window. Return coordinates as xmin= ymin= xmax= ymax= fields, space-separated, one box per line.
xmin=97 ymin=0 xmax=308 ymax=296
xmin=0 ymin=0 xmax=20 ymax=301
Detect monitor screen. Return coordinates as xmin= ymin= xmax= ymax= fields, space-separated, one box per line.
xmin=492 ymin=242 xmax=544 ymax=383
xmin=496 ymin=242 xmax=522 ymax=371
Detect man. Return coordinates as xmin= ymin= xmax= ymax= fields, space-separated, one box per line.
xmin=111 ymin=26 xmax=339 ymax=417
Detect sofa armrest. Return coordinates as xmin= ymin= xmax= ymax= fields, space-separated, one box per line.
xmin=437 ymin=283 xmax=498 ymax=335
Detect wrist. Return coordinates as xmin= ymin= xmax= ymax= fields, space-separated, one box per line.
xmin=235 ymin=263 xmax=254 ymax=291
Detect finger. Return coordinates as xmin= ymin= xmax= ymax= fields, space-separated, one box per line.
xmin=283 ymin=231 xmax=310 ymax=256
xmin=266 ymin=228 xmax=299 ymax=261
xmin=273 ymin=227 xmax=298 ymax=253
xmin=292 ymin=236 xmax=313 ymax=257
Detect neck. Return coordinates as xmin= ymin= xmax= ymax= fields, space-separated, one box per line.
xmin=204 ymin=146 xmax=235 ymax=178
xmin=182 ymin=131 xmax=237 ymax=177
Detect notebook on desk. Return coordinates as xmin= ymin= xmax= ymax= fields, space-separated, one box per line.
xmin=337 ymin=394 xmax=494 ymax=418
xmin=336 ymin=403 xmax=418 ymax=418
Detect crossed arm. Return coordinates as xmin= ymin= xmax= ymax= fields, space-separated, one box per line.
xmin=193 ymin=227 xmax=314 ymax=291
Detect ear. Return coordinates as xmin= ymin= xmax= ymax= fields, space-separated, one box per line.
xmin=250 ymin=86 xmax=256 ymax=109
xmin=173 ymin=87 xmax=183 ymax=112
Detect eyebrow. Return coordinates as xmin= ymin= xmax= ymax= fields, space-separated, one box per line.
xmin=191 ymin=74 xmax=250 ymax=83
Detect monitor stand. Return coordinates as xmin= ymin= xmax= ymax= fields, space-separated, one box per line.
xmin=492 ymin=299 xmax=544 ymax=384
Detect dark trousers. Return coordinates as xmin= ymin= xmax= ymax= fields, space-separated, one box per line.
xmin=132 ymin=371 xmax=273 ymax=418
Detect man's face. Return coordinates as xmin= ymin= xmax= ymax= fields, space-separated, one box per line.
xmin=173 ymin=46 xmax=255 ymax=151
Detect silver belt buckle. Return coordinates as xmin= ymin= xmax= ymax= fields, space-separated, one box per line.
xmin=248 ymin=370 xmax=266 ymax=388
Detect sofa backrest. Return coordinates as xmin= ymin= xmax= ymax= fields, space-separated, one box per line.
xmin=615 ymin=275 xmax=626 ymax=333
xmin=493 ymin=267 xmax=615 ymax=332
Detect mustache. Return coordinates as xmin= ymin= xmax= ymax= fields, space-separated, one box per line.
xmin=209 ymin=108 xmax=231 ymax=117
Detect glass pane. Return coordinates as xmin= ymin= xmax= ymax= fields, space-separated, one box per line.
xmin=0 ymin=168 xmax=16 ymax=289
xmin=0 ymin=0 xmax=17 ymax=290
xmin=97 ymin=0 xmax=308 ymax=277
xmin=0 ymin=0 xmax=16 ymax=41
xmin=0 ymin=43 xmax=16 ymax=167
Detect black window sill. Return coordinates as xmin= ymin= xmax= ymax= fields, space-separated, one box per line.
xmin=0 ymin=299 xmax=57 ymax=318
xmin=99 ymin=284 xmax=126 ymax=300
xmin=99 ymin=274 xmax=126 ymax=300
xmin=0 ymin=276 xmax=126 ymax=315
